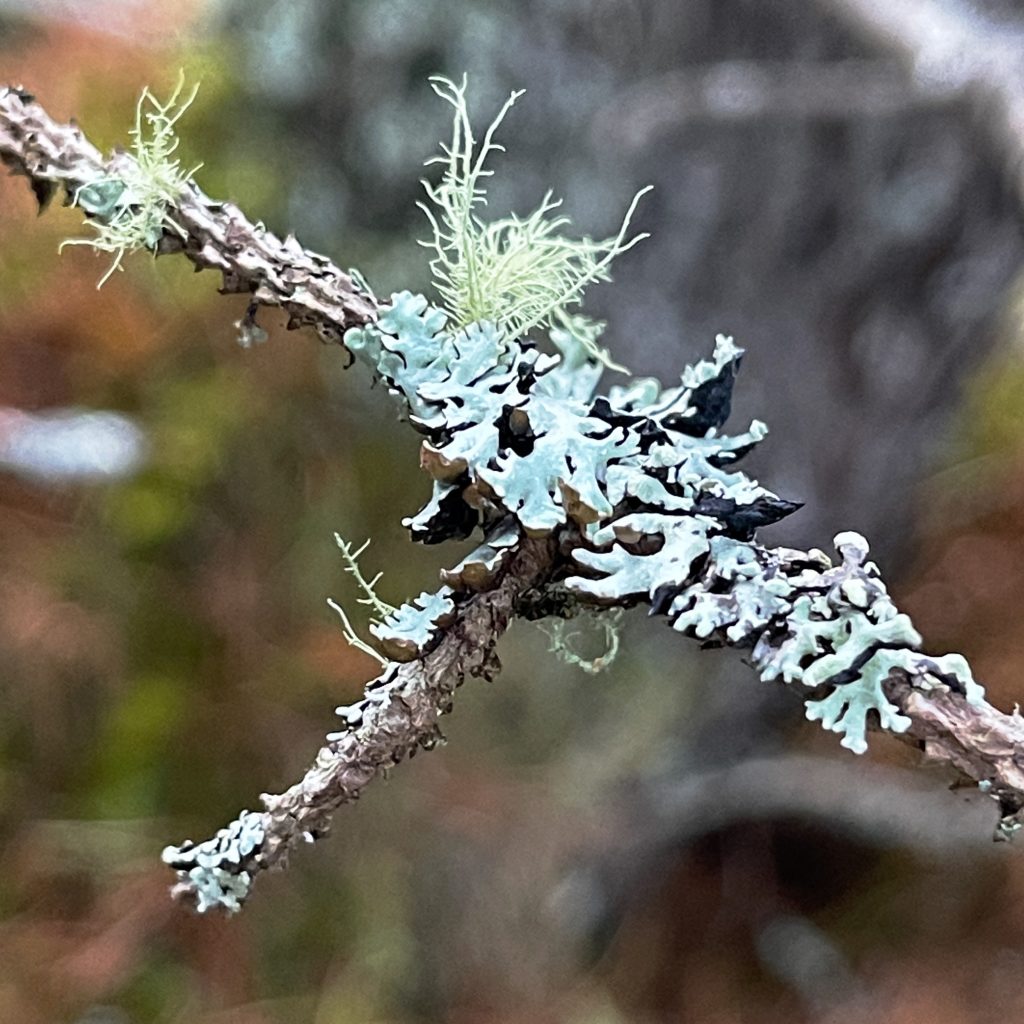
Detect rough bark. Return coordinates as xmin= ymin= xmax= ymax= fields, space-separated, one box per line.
xmin=0 ymin=87 xmax=377 ymax=341
xmin=250 ymin=538 xmax=551 ymax=868
xmin=3 ymin=85 xmax=1023 ymax=912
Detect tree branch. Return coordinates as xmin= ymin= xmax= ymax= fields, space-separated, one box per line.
xmin=3 ymin=84 xmax=1023 ymax=914
xmin=554 ymin=518 xmax=1024 ymax=828
xmin=164 ymin=536 xmax=554 ymax=912
xmin=0 ymin=86 xmax=377 ymax=342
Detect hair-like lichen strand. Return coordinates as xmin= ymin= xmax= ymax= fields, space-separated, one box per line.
xmin=539 ymin=608 xmax=623 ymax=674
xmin=327 ymin=534 xmax=397 ymax=665
xmin=419 ymin=75 xmax=649 ymax=370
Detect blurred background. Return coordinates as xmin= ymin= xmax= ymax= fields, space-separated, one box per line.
xmin=3 ymin=0 xmax=1024 ymax=1021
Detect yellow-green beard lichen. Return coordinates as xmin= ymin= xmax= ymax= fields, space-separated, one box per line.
xmin=61 ymin=70 xmax=202 ymax=287
xmin=327 ymin=534 xmax=396 ymax=667
xmin=538 ymin=608 xmax=623 ymax=674
xmin=418 ymin=75 xmax=650 ymax=372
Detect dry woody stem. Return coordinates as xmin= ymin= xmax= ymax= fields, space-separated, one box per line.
xmin=0 ymin=87 xmax=376 ymax=340
xmin=3 ymin=84 xmax=1024 ymax=914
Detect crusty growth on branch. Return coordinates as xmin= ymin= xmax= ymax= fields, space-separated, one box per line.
xmin=168 ymin=536 xmax=554 ymax=913
xmin=0 ymin=86 xmax=376 ymax=340
xmin=3 ymin=83 xmax=1024 ymax=915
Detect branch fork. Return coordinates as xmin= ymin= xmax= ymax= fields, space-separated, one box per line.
xmin=3 ymin=84 xmax=1022 ymax=914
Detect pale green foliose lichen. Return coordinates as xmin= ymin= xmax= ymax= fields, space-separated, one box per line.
xmin=161 ymin=809 xmax=264 ymax=913
xmin=440 ymin=519 xmax=519 ymax=590
xmin=571 ymin=521 xmax=984 ymax=755
xmin=370 ymin=586 xmax=457 ymax=661
xmin=156 ymin=74 xmax=998 ymax=916
xmin=344 ymin=296 xmax=777 ymax=544
xmin=343 ymin=275 xmax=981 ymax=757
xmin=341 ymin=80 xmax=980 ymax=757
xmin=572 ymin=514 xmax=716 ymax=601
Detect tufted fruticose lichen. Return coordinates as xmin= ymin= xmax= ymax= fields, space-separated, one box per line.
xmin=60 ymin=71 xmax=202 ymax=287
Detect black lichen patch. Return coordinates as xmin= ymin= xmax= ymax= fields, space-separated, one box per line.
xmin=691 ymin=495 xmax=803 ymax=540
xmin=409 ymin=480 xmax=479 ymax=544
xmin=666 ymin=356 xmax=741 ymax=435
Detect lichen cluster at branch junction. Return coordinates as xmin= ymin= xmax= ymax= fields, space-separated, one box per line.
xmin=2 ymin=81 xmax=1006 ymax=916
xmin=343 ymin=291 xmax=792 ymax=540
xmin=343 ymin=290 xmax=984 ymax=758
xmin=156 ymin=287 xmax=991 ymax=912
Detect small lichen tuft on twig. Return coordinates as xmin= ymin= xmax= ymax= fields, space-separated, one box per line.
xmin=539 ymin=608 xmax=623 ymax=674
xmin=328 ymin=533 xmax=396 ymax=666
xmin=60 ymin=69 xmax=202 ymax=287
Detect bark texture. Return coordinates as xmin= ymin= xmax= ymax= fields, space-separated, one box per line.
xmin=3 ymin=85 xmax=1023 ymax=912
